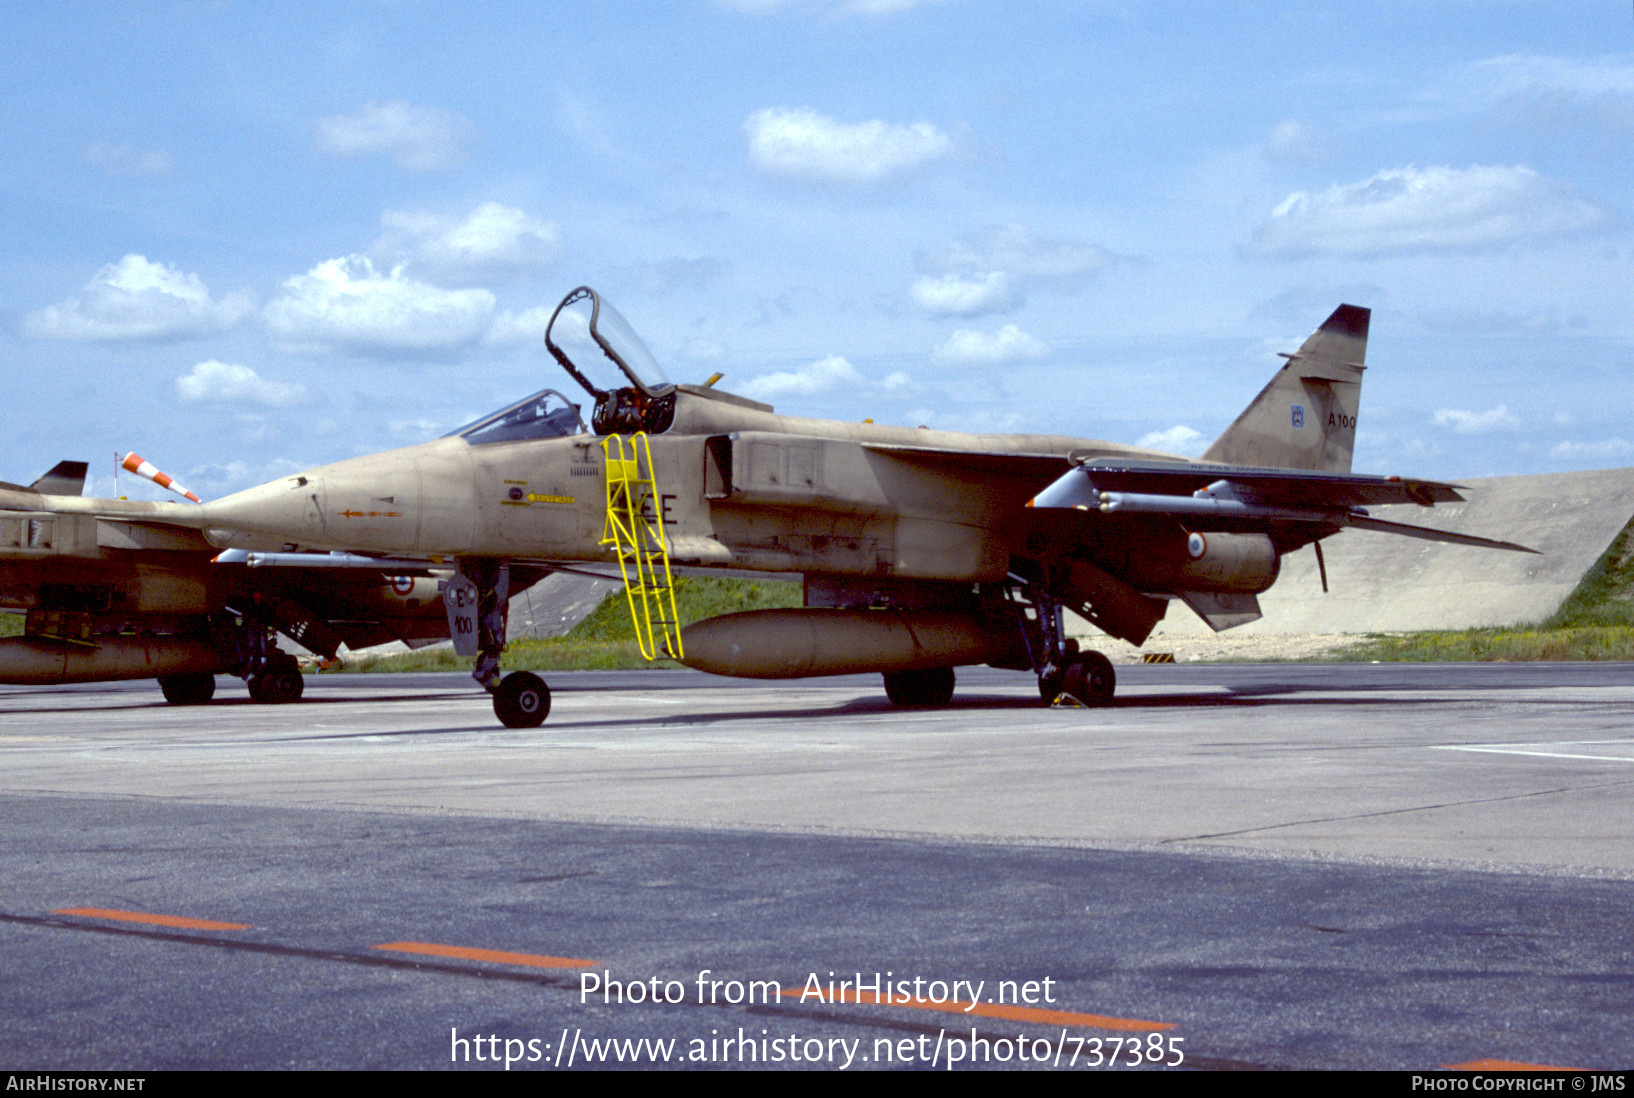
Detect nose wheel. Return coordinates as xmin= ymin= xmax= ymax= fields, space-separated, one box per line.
xmin=493 ymin=671 xmax=551 ymax=728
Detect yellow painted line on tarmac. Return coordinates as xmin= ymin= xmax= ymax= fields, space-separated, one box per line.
xmin=371 ymin=941 xmax=598 ymax=969
xmin=53 ymin=907 xmax=253 ymax=931
xmin=776 ymin=988 xmax=1172 ymax=1031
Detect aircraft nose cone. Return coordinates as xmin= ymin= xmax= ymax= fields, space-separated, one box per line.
xmin=198 ymin=475 xmax=328 ymax=550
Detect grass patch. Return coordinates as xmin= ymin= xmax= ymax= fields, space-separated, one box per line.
xmin=1330 ymin=515 xmax=1634 ymax=662
xmin=344 ymin=575 xmax=801 ymax=673
xmin=1333 ymin=625 xmax=1634 ymax=663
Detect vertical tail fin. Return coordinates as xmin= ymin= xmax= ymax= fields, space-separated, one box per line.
xmin=29 ymin=460 xmax=88 ymax=496
xmin=1202 ymin=304 xmax=1368 ymax=472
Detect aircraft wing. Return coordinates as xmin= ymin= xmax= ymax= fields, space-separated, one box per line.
xmin=1030 ymin=459 xmax=1536 ymax=553
xmin=1064 ymin=458 xmax=1464 ymax=507
xmin=859 ymin=443 xmax=1071 ymax=481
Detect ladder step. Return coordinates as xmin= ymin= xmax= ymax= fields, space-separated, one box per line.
xmin=600 ymin=430 xmax=684 ymax=663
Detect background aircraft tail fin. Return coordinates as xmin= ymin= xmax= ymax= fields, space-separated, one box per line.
xmin=29 ymin=460 xmax=88 ymax=496
xmin=1202 ymin=304 xmax=1368 ymax=473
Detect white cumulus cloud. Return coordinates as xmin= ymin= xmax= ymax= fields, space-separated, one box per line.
xmin=739 ymin=354 xmax=864 ymax=400
xmin=316 ymin=100 xmax=475 ymax=171
xmin=22 ymin=255 xmax=254 ymax=342
xmin=744 ymin=107 xmax=954 ymax=183
xmin=926 ymin=225 xmax=1110 ymax=283
xmin=737 ymin=355 xmax=907 ymax=403
xmin=262 ymin=255 xmax=495 ymax=357
xmin=485 ymin=305 xmax=555 ymax=347
xmin=932 ymin=324 xmax=1050 ymax=364
xmin=1251 ymin=165 xmax=1608 ymax=258
xmin=909 ymin=272 xmax=1016 ymax=317
xmin=1433 ymin=405 xmax=1521 ymax=434
xmin=1136 ymin=425 xmax=1207 ymax=456
xmin=374 ymin=202 xmax=560 ymax=283
xmin=175 ymin=360 xmax=307 ymax=406
xmin=911 ymin=225 xmax=1109 ymax=316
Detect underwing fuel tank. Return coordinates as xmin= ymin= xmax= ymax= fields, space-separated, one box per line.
xmin=0 ymin=635 xmax=232 ymax=684
xmin=677 ymin=608 xmax=1023 ymax=679
xmin=1120 ymin=532 xmax=1280 ymax=594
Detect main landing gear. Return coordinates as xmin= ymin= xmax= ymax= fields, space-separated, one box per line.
xmin=248 ymin=651 xmax=304 ymax=704
xmin=158 ymin=671 xmax=216 ymax=706
xmin=237 ymin=616 xmax=304 ymax=704
xmin=875 ymin=577 xmax=1119 ymax=710
xmin=155 ymin=616 xmax=305 ymax=707
xmin=1040 ymin=650 xmax=1115 ymax=707
xmin=1014 ymin=580 xmax=1116 ymax=708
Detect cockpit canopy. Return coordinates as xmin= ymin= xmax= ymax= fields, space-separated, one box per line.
xmin=448 ymin=389 xmax=585 ymax=445
xmin=545 ymin=286 xmax=676 ymax=435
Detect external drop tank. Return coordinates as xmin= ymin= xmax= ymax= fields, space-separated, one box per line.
xmin=0 ymin=634 xmax=233 ymax=684
xmin=677 ymin=608 xmax=1025 ymax=679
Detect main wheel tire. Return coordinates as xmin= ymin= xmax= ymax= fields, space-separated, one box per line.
xmin=883 ymin=667 xmax=956 ymax=708
xmin=159 ymin=672 xmax=216 ymax=706
xmin=1060 ymin=651 xmax=1116 ymax=707
xmin=494 ymin=671 xmax=551 ymax=728
xmin=249 ymin=669 xmax=304 ymax=704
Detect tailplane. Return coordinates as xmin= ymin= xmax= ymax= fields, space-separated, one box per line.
xmin=1202 ymin=305 xmax=1368 ymax=473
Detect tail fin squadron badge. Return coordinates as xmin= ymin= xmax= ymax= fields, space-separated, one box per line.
xmin=1291 ymin=404 xmax=1305 ymax=430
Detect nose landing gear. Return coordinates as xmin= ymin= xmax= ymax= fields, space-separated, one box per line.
xmin=452 ymin=560 xmax=553 ymax=729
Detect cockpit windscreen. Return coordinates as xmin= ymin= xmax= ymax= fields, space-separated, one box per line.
xmin=448 ymin=389 xmax=585 ymax=445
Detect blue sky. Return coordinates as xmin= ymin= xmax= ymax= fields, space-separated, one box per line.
xmin=2 ymin=0 xmax=1630 ymax=500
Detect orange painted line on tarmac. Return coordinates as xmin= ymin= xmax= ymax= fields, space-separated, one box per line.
xmin=53 ymin=907 xmax=253 ymax=931
xmin=776 ymin=988 xmax=1171 ymax=1032
xmin=371 ymin=941 xmax=598 ymax=969
xmin=1446 ymin=1059 xmax=1580 ymax=1072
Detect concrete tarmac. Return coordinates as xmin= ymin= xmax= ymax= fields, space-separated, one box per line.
xmin=2 ymin=665 xmax=1632 ymax=1070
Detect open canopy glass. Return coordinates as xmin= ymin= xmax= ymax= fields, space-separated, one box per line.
xmin=544 ymin=286 xmax=674 ymax=401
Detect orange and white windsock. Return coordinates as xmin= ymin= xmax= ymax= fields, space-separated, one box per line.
xmin=121 ymin=452 xmax=201 ymax=503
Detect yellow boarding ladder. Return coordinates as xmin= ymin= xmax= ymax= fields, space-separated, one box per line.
xmin=599 ymin=433 xmax=683 ymax=661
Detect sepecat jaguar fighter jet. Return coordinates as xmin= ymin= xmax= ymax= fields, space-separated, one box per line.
xmin=143 ymin=287 xmax=1530 ymax=726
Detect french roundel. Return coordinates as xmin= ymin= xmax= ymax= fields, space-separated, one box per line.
xmin=390 ymin=575 xmax=416 ymax=595
xmin=1186 ymin=532 xmax=1207 ymax=559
